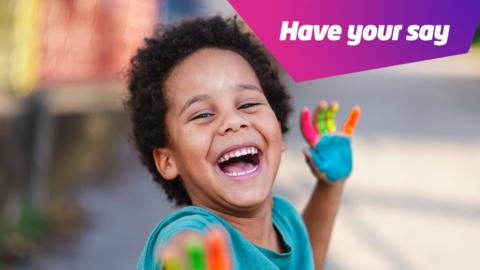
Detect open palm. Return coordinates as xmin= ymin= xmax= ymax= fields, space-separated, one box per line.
xmin=300 ymin=101 xmax=361 ymax=184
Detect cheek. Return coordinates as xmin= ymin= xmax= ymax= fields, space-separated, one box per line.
xmin=177 ymin=126 xmax=213 ymax=160
xmin=270 ymin=109 xmax=283 ymax=137
xmin=166 ymin=113 xmax=214 ymax=171
xmin=257 ymin=110 xmax=283 ymax=141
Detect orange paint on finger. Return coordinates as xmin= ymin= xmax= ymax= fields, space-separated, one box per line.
xmin=343 ymin=106 xmax=361 ymax=136
xmin=206 ymin=228 xmax=231 ymax=270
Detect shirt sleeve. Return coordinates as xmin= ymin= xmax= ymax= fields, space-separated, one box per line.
xmin=154 ymin=214 xmax=211 ymax=246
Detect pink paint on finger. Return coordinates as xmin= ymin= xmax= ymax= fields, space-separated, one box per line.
xmin=301 ymin=108 xmax=318 ymax=146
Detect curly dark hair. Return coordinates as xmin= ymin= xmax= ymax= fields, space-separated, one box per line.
xmin=126 ymin=16 xmax=292 ymax=206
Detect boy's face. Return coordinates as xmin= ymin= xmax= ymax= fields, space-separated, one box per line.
xmin=155 ymin=48 xmax=284 ymax=211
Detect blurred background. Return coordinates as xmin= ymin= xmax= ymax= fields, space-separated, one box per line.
xmin=0 ymin=1 xmax=479 ymax=269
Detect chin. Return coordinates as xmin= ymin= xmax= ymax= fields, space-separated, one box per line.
xmin=225 ymin=186 xmax=272 ymax=209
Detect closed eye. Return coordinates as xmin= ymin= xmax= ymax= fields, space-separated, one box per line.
xmin=191 ymin=112 xmax=214 ymax=121
xmin=239 ymin=102 xmax=261 ymax=109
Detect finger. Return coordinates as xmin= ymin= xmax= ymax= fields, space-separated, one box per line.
xmin=314 ymin=101 xmax=328 ymax=135
xmin=301 ymin=108 xmax=318 ymax=146
xmin=186 ymin=237 xmax=207 ymax=270
xmin=343 ymin=106 xmax=361 ymax=136
xmin=326 ymin=101 xmax=339 ymax=132
xmin=206 ymin=228 xmax=231 ymax=270
xmin=158 ymin=231 xmax=200 ymax=270
xmin=161 ymin=246 xmax=183 ymax=270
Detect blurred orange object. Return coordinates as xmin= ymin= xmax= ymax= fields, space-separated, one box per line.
xmin=205 ymin=228 xmax=232 ymax=270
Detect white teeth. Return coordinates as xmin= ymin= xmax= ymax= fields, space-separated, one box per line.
xmin=224 ymin=165 xmax=258 ymax=177
xmin=217 ymin=146 xmax=259 ymax=164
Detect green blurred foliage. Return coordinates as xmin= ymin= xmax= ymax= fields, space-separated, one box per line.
xmin=0 ymin=206 xmax=51 ymax=265
xmin=0 ymin=227 xmax=6 ymax=255
xmin=17 ymin=207 xmax=51 ymax=242
xmin=473 ymin=26 xmax=480 ymax=45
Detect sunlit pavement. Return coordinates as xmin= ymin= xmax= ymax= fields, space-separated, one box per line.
xmin=15 ymin=51 xmax=480 ymax=270
xmin=277 ymin=50 xmax=480 ymax=270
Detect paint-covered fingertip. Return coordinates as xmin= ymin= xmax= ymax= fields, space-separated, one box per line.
xmin=301 ymin=108 xmax=310 ymax=125
xmin=341 ymin=106 xmax=362 ymax=136
xmin=352 ymin=105 xmax=362 ymax=114
xmin=331 ymin=101 xmax=340 ymax=111
xmin=301 ymin=105 xmax=320 ymax=146
xmin=319 ymin=100 xmax=328 ymax=111
xmin=206 ymin=228 xmax=231 ymax=270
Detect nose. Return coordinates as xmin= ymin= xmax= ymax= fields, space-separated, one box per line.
xmin=218 ymin=110 xmax=250 ymax=135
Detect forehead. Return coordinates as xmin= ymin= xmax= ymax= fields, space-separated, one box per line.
xmin=164 ymin=48 xmax=261 ymax=104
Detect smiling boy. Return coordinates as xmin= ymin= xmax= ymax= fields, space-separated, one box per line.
xmin=156 ymin=47 xmax=283 ymax=211
xmin=127 ymin=16 xmax=359 ymax=270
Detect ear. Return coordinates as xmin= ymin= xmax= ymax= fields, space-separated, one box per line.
xmin=281 ymin=142 xmax=287 ymax=152
xmin=153 ymin=148 xmax=179 ymax=180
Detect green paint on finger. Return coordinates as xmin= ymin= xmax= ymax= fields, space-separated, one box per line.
xmin=316 ymin=105 xmax=328 ymax=135
xmin=187 ymin=238 xmax=207 ymax=270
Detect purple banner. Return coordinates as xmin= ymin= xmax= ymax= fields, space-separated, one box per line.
xmin=228 ymin=0 xmax=480 ymax=82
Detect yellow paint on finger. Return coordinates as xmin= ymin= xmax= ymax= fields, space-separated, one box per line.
xmin=326 ymin=102 xmax=339 ymax=132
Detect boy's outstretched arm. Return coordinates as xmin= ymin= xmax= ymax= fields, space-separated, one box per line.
xmin=302 ymin=177 xmax=345 ymax=269
xmin=300 ymin=101 xmax=361 ymax=269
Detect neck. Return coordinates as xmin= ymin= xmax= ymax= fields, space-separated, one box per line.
xmin=194 ymin=197 xmax=283 ymax=253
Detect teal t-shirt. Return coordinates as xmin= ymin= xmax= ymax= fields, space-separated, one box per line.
xmin=137 ymin=195 xmax=314 ymax=270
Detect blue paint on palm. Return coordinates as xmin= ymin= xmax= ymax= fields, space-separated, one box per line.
xmin=309 ymin=135 xmax=352 ymax=182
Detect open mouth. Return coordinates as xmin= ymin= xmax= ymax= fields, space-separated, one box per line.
xmin=216 ymin=146 xmax=261 ymax=177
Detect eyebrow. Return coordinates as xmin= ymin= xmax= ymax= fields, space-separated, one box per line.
xmin=237 ymin=84 xmax=262 ymax=92
xmin=180 ymin=94 xmax=210 ymax=115
xmin=179 ymin=84 xmax=262 ymax=116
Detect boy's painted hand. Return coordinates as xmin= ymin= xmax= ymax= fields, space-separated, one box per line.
xmin=301 ymin=101 xmax=361 ymax=184
xmin=158 ymin=227 xmax=232 ymax=270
